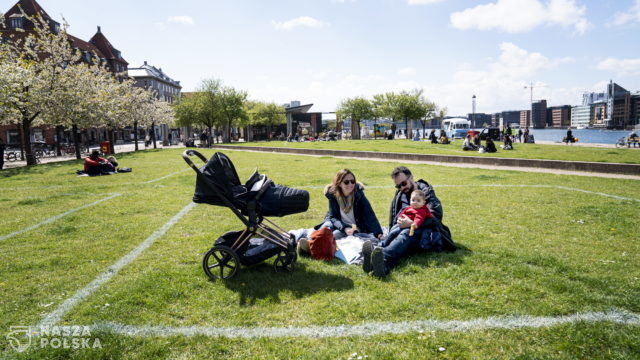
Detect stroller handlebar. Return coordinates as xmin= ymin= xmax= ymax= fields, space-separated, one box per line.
xmin=182 ymin=149 xmax=208 ymax=173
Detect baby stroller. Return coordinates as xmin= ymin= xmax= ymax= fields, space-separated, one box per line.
xmin=182 ymin=150 xmax=309 ymax=280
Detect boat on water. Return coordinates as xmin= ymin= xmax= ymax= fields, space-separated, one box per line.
xmin=442 ymin=118 xmax=470 ymax=139
xmin=575 ymin=125 xmax=587 ymax=130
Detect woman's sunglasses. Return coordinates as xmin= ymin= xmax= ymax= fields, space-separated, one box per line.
xmin=395 ymin=180 xmax=408 ymax=189
xmin=342 ymin=179 xmax=356 ymax=185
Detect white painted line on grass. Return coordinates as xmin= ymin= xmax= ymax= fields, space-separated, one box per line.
xmin=554 ymin=185 xmax=640 ymax=202
xmin=299 ymin=184 xmax=640 ymax=202
xmin=87 ymin=309 xmax=640 ymax=338
xmin=37 ymin=202 xmax=197 ymax=328
xmin=0 ymin=193 xmax=122 ymax=242
xmin=145 ymin=168 xmax=191 ymax=184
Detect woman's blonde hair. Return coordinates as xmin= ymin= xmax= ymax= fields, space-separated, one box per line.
xmin=331 ymin=169 xmax=356 ymax=198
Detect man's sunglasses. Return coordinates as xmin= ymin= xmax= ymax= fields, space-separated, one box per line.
xmin=395 ymin=180 xmax=408 ymax=189
xmin=342 ymin=179 xmax=356 ymax=185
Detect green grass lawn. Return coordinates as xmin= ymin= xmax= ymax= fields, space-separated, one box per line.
xmin=229 ymin=139 xmax=640 ymax=164
xmin=1 ymin=148 xmax=639 ymax=359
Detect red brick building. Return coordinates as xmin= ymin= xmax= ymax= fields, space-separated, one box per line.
xmin=0 ymin=0 xmax=128 ymax=146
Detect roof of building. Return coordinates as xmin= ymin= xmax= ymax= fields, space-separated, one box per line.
xmin=4 ymin=0 xmax=51 ymax=20
xmin=2 ymin=0 xmax=127 ymax=66
xmin=128 ymin=61 xmax=181 ymax=87
xmin=285 ymin=103 xmax=313 ymax=114
xmin=89 ymin=26 xmax=127 ymax=65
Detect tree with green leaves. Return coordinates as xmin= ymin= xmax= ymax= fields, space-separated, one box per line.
xmin=252 ymin=102 xmax=285 ymax=141
xmin=336 ymin=97 xmax=373 ymax=140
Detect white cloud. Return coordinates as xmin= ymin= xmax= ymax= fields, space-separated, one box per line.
xmin=450 ymin=0 xmax=591 ymax=35
xmin=424 ymin=42 xmax=579 ymax=115
xmin=272 ymin=16 xmax=329 ymax=31
xmin=609 ymin=0 xmax=640 ymax=26
xmin=398 ymin=67 xmax=417 ymax=76
xmin=167 ymin=16 xmax=194 ymax=25
xmin=596 ymin=58 xmax=640 ymax=76
xmin=408 ymin=0 xmax=446 ymax=4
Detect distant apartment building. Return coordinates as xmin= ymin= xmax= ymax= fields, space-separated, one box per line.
xmin=547 ymin=105 xmax=571 ymax=128
xmin=502 ymin=111 xmax=521 ymax=128
xmin=468 ymin=113 xmax=492 ymax=128
xmin=531 ymin=100 xmax=547 ymax=129
xmin=519 ymin=110 xmax=531 ymax=128
xmin=571 ymin=105 xmax=590 ymax=128
xmin=128 ymin=61 xmax=181 ymax=104
xmin=581 ymin=81 xmax=639 ymax=129
xmin=1 ymin=0 xmax=128 ymax=146
xmin=128 ymin=62 xmax=182 ymax=143
xmin=591 ymin=102 xmax=607 ymax=127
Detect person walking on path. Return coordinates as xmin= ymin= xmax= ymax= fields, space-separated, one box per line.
xmin=200 ymin=131 xmax=208 ymax=148
xmin=517 ymin=128 xmax=523 ymax=142
xmin=524 ymin=128 xmax=530 ymax=143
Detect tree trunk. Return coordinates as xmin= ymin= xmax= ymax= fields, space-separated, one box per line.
xmin=422 ymin=121 xmax=426 ymax=139
xmin=107 ymin=128 xmax=115 ymax=155
xmin=72 ymin=124 xmax=81 ymax=160
xmin=152 ymin=122 xmax=157 ymax=149
xmin=374 ymin=119 xmax=377 ymax=140
xmin=405 ymin=117 xmax=409 ymax=140
xmin=267 ymin=124 xmax=272 ymax=142
xmin=208 ymin=125 xmax=213 ymax=147
xmin=223 ymin=122 xmax=230 ymax=143
xmin=134 ymin=121 xmax=139 ymax=151
xmin=21 ymin=116 xmax=37 ymax=165
xmin=55 ymin=126 xmax=63 ymax=156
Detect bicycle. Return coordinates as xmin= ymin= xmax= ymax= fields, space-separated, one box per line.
xmin=615 ymin=137 xmax=626 ymax=148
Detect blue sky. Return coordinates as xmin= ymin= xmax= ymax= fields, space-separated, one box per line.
xmin=11 ymin=0 xmax=640 ymax=116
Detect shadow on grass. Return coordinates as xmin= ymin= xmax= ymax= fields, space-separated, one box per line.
xmin=223 ymin=263 xmax=354 ymax=306
xmin=394 ymin=243 xmax=473 ymax=275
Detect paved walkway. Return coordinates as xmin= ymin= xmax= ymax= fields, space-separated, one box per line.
xmin=2 ymin=142 xmax=174 ymax=169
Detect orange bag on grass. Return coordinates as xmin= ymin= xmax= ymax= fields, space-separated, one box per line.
xmin=308 ymin=227 xmax=336 ymax=260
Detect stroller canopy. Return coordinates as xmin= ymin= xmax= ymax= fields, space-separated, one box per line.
xmin=193 ymin=152 xmax=309 ymax=217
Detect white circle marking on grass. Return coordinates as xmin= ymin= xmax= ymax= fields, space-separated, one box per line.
xmin=301 ymin=184 xmax=640 ymax=202
xmin=0 ymin=193 xmax=122 ymax=242
xmin=85 ymin=309 xmax=640 ymax=338
xmin=32 ymin=185 xmax=638 ymax=339
xmin=37 ymin=201 xmax=197 ymax=328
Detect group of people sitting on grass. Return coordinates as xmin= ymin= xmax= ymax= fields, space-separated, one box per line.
xmin=295 ymin=166 xmax=455 ymax=278
xmin=462 ymin=134 xmax=500 ymax=153
xmin=80 ymin=150 xmax=130 ymax=176
xmin=426 ymin=129 xmax=450 ymax=144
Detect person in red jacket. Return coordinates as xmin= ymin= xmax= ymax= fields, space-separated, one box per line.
xmin=84 ymin=150 xmax=115 ymax=175
xmin=379 ymin=189 xmax=432 ymax=248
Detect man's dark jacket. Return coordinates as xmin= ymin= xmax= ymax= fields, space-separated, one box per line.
xmin=389 ymin=179 xmax=443 ymax=228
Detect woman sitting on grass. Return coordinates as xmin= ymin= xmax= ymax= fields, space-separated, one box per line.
xmin=462 ymin=135 xmax=478 ymax=151
xmin=484 ymin=138 xmax=497 ymax=153
xmin=316 ymin=169 xmax=383 ymax=240
xmin=298 ymin=169 xmax=383 ymax=255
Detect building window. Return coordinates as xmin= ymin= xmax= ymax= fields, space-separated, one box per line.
xmin=32 ymin=128 xmax=44 ymax=142
xmin=9 ymin=17 xmax=24 ymax=29
xmin=7 ymin=130 xmax=20 ymax=145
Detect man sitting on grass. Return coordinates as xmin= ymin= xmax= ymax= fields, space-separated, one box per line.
xmin=362 ymin=166 xmax=451 ymax=277
xmin=84 ymin=150 xmax=116 ymax=176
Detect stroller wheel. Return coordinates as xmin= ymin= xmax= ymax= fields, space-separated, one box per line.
xmin=203 ymin=245 xmax=240 ymax=280
xmin=273 ymin=250 xmax=296 ymax=273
